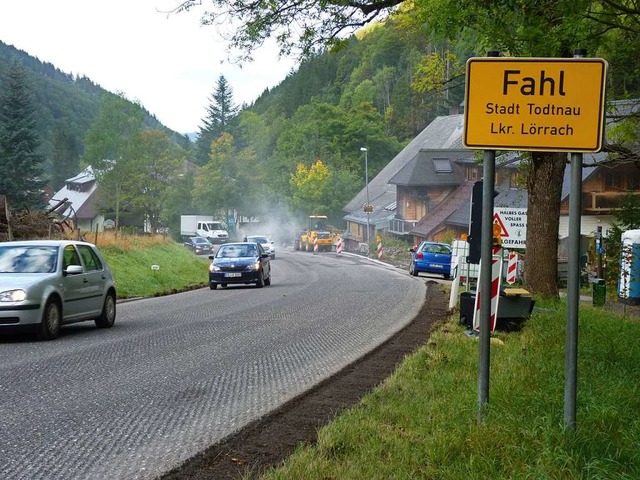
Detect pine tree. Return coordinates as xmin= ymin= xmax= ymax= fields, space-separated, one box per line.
xmin=193 ymin=75 xmax=238 ymax=165
xmin=0 ymin=60 xmax=46 ymax=210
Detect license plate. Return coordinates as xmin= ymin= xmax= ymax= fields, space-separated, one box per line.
xmin=225 ymin=272 xmax=241 ymax=277
xmin=428 ymin=264 xmax=443 ymax=269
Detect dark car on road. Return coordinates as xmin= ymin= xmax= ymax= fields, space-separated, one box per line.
xmin=208 ymin=242 xmax=271 ymax=289
xmin=0 ymin=240 xmax=117 ymax=340
xmin=409 ymin=241 xmax=452 ymax=279
xmin=184 ymin=236 xmax=214 ymax=255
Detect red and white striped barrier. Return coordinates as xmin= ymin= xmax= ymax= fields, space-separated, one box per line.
xmin=506 ymin=252 xmax=518 ymax=285
xmin=313 ymin=235 xmax=318 ymax=254
xmin=473 ymin=247 xmax=503 ymax=333
xmin=336 ymin=236 xmax=343 ymax=255
xmin=377 ymin=238 xmax=383 ymax=259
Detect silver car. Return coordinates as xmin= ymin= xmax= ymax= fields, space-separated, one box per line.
xmin=246 ymin=235 xmax=276 ymax=259
xmin=0 ymin=240 xmax=117 ymax=340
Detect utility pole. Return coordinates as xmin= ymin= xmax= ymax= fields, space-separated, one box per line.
xmin=361 ymin=147 xmax=370 ymax=245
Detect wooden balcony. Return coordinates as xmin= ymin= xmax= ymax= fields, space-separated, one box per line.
xmin=582 ymin=191 xmax=640 ymax=212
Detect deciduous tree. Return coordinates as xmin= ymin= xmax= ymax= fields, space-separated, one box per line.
xmin=125 ymin=129 xmax=186 ymax=233
xmin=83 ymin=93 xmax=145 ymax=230
xmin=289 ymin=159 xmax=358 ymax=220
xmin=410 ymin=0 xmax=605 ymax=298
xmin=193 ymin=132 xmax=257 ymax=222
xmin=174 ymin=0 xmax=403 ymax=60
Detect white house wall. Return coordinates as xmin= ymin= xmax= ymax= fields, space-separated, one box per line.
xmin=558 ymin=215 xmax=615 ymax=238
xmin=79 ymin=215 xmax=105 ymax=234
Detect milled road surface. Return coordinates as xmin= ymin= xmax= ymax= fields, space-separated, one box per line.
xmin=0 ymin=248 xmax=425 ymax=480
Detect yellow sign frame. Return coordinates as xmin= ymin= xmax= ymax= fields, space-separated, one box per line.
xmin=463 ymin=57 xmax=607 ymax=152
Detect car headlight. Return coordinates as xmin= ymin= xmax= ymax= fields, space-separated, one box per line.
xmin=246 ymin=261 xmax=261 ymax=271
xmin=209 ymin=264 xmax=221 ymax=272
xmin=0 ymin=289 xmax=27 ymax=302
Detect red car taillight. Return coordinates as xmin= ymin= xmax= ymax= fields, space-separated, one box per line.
xmin=416 ymin=252 xmax=424 ymax=259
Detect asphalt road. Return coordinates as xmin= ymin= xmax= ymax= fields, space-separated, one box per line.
xmin=0 ymin=248 xmax=425 ymax=480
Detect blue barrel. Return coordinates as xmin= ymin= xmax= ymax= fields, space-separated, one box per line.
xmin=618 ymin=229 xmax=640 ymax=305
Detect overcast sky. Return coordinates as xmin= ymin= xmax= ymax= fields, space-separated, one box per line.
xmin=0 ymin=0 xmax=298 ymax=134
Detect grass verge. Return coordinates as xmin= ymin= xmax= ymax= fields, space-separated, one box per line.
xmin=97 ymin=235 xmax=209 ymax=299
xmin=261 ymin=298 xmax=640 ymax=479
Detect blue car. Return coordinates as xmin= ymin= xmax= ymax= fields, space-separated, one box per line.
xmin=208 ymin=242 xmax=271 ymax=289
xmin=409 ymin=241 xmax=452 ymax=279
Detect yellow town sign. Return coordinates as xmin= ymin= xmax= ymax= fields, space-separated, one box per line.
xmin=463 ymin=57 xmax=607 ymax=152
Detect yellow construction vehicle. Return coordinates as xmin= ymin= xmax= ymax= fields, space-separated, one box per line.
xmin=294 ymin=215 xmax=340 ymax=252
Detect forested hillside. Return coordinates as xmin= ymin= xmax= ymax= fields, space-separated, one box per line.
xmin=4 ymin=0 xmax=640 ymax=242
xmin=0 ymin=41 xmax=191 ymax=190
xmin=1 ymin=11 xmax=469 ymax=230
xmin=189 ymin=18 xmax=468 ymax=227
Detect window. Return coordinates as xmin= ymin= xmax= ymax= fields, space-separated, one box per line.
xmin=77 ymin=245 xmax=103 ymax=271
xmin=604 ymin=172 xmax=624 ymax=190
xmin=0 ymin=246 xmax=57 ymax=273
xmin=510 ymin=171 xmax=523 ymax=189
xmin=63 ymin=245 xmax=81 ymax=269
xmin=433 ymin=158 xmax=452 ymax=173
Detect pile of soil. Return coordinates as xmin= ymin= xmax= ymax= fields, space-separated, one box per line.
xmin=159 ymin=280 xmax=449 ymax=480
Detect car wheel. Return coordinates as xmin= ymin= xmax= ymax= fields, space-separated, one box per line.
xmin=221 ymin=283 xmax=227 ymax=288
xmin=443 ymin=274 xmax=451 ymax=280
xmin=256 ymin=271 xmax=265 ymax=288
xmin=210 ymin=284 xmax=217 ymax=290
xmin=271 ymin=254 xmax=276 ymax=259
xmin=95 ymin=292 xmax=116 ymax=328
xmin=264 ymin=272 xmax=271 ymax=286
xmin=409 ymin=263 xmax=418 ymax=277
xmin=38 ymin=298 xmax=61 ymax=340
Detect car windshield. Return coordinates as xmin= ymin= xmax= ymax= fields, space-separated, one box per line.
xmin=0 ymin=246 xmax=58 ymax=273
xmin=217 ymin=245 xmax=258 ymax=258
xmin=192 ymin=237 xmax=209 ymax=244
xmin=247 ymin=236 xmax=268 ymax=244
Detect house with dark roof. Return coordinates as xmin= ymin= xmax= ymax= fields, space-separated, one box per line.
xmin=342 ymin=114 xmax=527 ymax=249
xmin=393 ymin=150 xmax=525 ymax=244
xmin=342 ymin=114 xmax=468 ymax=250
xmin=388 ymin=149 xmax=472 ymax=240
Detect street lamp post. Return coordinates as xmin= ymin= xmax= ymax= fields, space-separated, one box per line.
xmin=360 ymin=147 xmax=370 ymax=245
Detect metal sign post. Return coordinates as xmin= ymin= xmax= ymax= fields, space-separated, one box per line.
xmin=477 ymin=148 xmax=496 ymax=423
xmin=464 ymin=50 xmax=607 ymax=427
xmin=564 ymin=49 xmax=589 ymax=431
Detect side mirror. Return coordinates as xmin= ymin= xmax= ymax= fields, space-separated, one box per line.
xmin=208 ymin=255 xmax=215 ymax=260
xmin=64 ymin=265 xmax=84 ymax=276
xmin=409 ymin=248 xmax=415 ymax=253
